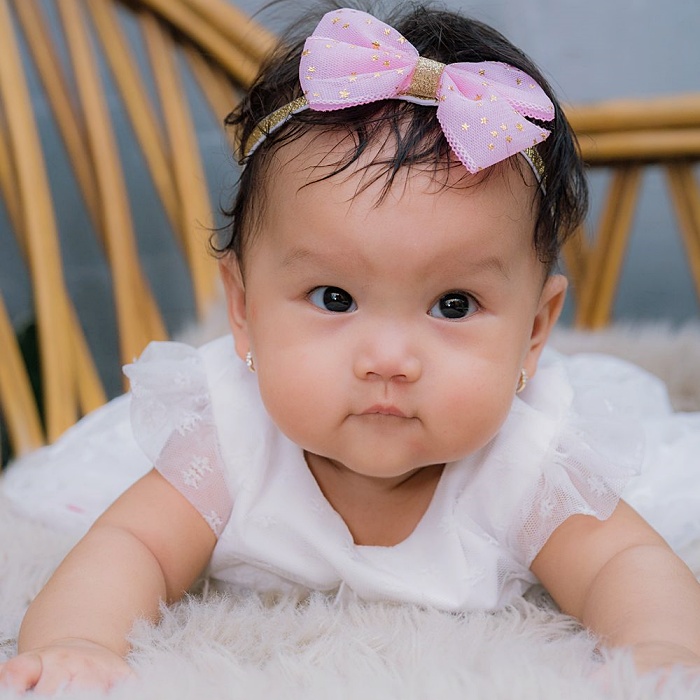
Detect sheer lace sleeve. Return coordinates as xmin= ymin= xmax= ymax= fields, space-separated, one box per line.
xmin=123 ymin=342 xmax=233 ymax=535
xmin=457 ymin=352 xmax=648 ymax=571
xmin=508 ymin=353 xmax=647 ymax=566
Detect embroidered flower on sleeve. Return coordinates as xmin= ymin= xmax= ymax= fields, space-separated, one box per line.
xmin=177 ymin=410 xmax=203 ymax=435
xmin=203 ymin=510 xmax=224 ymax=534
xmin=586 ymin=474 xmax=608 ymax=497
xmin=182 ymin=455 xmax=213 ymax=489
xmin=538 ymin=495 xmax=555 ymax=519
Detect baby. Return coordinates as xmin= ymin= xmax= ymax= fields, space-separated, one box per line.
xmin=2 ymin=4 xmax=700 ymax=693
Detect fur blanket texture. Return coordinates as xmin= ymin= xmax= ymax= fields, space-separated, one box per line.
xmin=2 ymin=320 xmax=700 ymax=699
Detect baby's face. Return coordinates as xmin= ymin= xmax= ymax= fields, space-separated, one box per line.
xmin=222 ymin=134 xmax=566 ymax=480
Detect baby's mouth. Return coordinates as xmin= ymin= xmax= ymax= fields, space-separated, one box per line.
xmin=360 ymin=404 xmax=408 ymax=418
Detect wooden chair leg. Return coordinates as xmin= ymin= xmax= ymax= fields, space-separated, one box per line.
xmin=575 ymin=166 xmax=643 ymax=329
xmin=665 ymin=163 xmax=700 ymax=303
xmin=561 ymin=223 xmax=589 ymax=304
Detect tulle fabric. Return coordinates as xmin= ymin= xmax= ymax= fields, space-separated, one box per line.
xmin=297 ymin=8 xmax=554 ymax=174
xmin=124 ymin=343 xmax=233 ymax=535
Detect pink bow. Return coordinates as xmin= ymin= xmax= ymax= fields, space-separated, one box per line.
xmin=299 ymin=8 xmax=554 ymax=173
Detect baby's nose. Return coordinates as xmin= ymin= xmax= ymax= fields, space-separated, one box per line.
xmin=352 ymin=330 xmax=422 ymax=383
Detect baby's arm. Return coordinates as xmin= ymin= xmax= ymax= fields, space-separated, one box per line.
xmin=0 ymin=469 xmax=216 ymax=693
xmin=531 ymin=500 xmax=700 ymax=672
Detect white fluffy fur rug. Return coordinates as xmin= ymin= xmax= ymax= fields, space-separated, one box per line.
xmin=2 ymin=319 xmax=700 ymax=699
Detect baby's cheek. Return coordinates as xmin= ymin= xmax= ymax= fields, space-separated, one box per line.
xmin=256 ymin=372 xmax=325 ymax=443
xmin=436 ymin=383 xmax=515 ymax=455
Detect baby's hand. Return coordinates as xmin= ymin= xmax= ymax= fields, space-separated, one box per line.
xmin=0 ymin=638 xmax=133 ymax=694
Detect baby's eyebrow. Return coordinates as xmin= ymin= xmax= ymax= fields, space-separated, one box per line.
xmin=281 ymin=247 xmax=311 ymax=267
xmin=281 ymin=245 xmax=512 ymax=281
xmin=467 ymin=255 xmax=512 ymax=282
xmin=280 ymin=246 xmax=336 ymax=270
xmin=426 ymin=252 xmax=512 ymax=283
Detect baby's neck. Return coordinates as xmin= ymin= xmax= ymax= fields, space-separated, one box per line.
xmin=304 ymin=453 xmax=444 ymax=547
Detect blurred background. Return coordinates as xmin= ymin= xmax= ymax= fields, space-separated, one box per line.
xmin=1 ymin=0 xmax=699 ymax=411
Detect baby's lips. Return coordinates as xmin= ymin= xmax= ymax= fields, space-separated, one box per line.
xmin=360 ymin=404 xmax=408 ymax=418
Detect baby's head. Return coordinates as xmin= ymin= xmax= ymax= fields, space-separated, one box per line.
xmin=218 ymin=4 xmax=588 ymax=477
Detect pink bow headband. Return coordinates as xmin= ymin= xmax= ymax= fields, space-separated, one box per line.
xmin=242 ymin=8 xmax=554 ymax=180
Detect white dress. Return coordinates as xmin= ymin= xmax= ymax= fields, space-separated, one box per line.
xmin=3 ymin=336 xmax=700 ymax=612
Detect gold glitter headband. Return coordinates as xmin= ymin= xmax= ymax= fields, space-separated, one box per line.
xmin=242 ymin=96 xmax=309 ymax=164
xmin=240 ymin=97 xmax=546 ymax=186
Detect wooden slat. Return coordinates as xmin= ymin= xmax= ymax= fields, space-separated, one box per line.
xmin=57 ymin=0 xmax=167 ymax=369
xmin=0 ymin=292 xmax=44 ymax=455
xmin=1 ymin=59 xmax=107 ymax=426
xmin=568 ymin=93 xmax=700 ymax=326
xmin=141 ymin=13 xmax=217 ymax=317
xmin=183 ymin=44 xmax=240 ymax=125
xmin=567 ymin=94 xmax=700 ymax=135
xmin=2 ymin=0 xmax=273 ymax=454
xmin=85 ymin=0 xmax=183 ymax=244
xmin=178 ymin=0 xmax=276 ymax=63
xmin=13 ymin=0 xmax=103 ymax=243
xmin=578 ymin=129 xmax=700 ymax=165
xmin=135 ymin=0 xmax=260 ymax=86
xmin=67 ymin=304 xmax=107 ymax=416
xmin=0 ymin=114 xmax=24 ymax=243
xmin=0 ymin=0 xmax=77 ymax=441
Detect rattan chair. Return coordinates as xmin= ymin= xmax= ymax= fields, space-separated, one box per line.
xmin=0 ymin=0 xmax=275 ymax=459
xmin=564 ymin=94 xmax=700 ymax=328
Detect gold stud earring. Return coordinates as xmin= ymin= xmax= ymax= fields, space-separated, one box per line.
xmin=245 ymin=351 xmax=255 ymax=373
xmin=516 ymin=368 xmax=528 ymax=394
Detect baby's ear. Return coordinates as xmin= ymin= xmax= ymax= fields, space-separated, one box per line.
xmin=218 ymin=257 xmax=250 ymax=362
xmin=524 ymin=274 xmax=567 ymax=377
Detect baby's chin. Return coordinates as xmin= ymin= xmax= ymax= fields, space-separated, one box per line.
xmin=303 ymin=448 xmax=449 ymax=482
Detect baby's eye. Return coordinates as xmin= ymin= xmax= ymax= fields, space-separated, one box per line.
xmin=428 ymin=292 xmax=479 ymax=320
xmin=308 ymin=286 xmax=357 ymax=313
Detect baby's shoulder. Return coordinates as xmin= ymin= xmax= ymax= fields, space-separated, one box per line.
xmin=125 ymin=335 xmax=267 ymax=460
xmin=125 ymin=334 xmax=243 ymax=403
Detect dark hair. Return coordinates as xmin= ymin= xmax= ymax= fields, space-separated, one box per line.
xmin=219 ymin=2 xmax=588 ymax=271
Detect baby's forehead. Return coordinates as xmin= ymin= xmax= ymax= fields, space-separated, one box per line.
xmin=268 ymin=126 xmax=534 ymax=197
xmin=258 ymin=132 xmax=539 ymax=264
xmin=262 ymin=127 xmax=540 ymax=224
